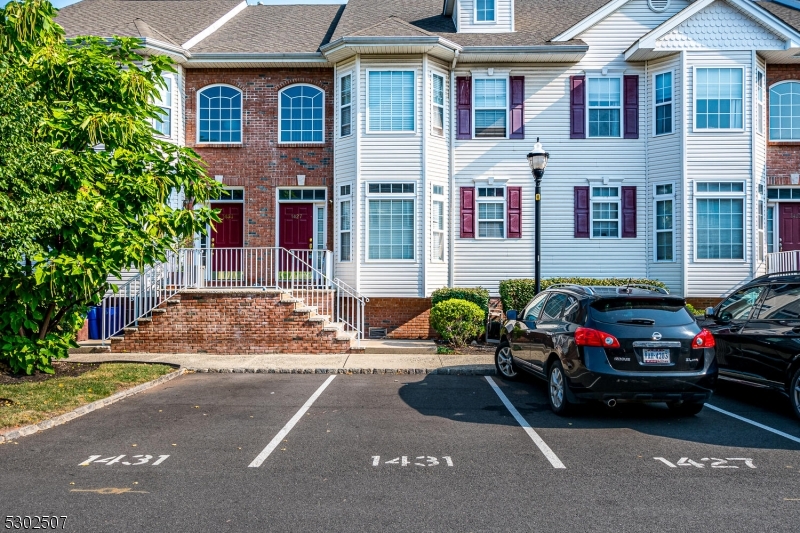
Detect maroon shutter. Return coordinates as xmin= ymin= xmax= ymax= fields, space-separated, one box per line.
xmin=509 ymin=76 xmax=524 ymax=139
xmin=623 ymin=75 xmax=639 ymax=139
xmin=570 ymin=75 xmax=586 ymax=139
xmin=622 ymin=186 xmax=637 ymax=238
xmin=507 ymin=187 xmax=522 ymax=238
xmin=574 ymin=186 xmax=589 ymax=238
xmin=457 ymin=77 xmax=472 ymax=140
xmin=460 ymin=187 xmax=475 ymax=238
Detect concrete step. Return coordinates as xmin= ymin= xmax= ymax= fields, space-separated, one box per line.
xmin=69 ymin=344 xmax=111 ymax=354
xmin=166 ymin=299 xmax=181 ymax=306
xmin=322 ymin=321 xmax=343 ymax=332
xmin=360 ymin=339 xmax=437 ymax=354
xmin=122 ymin=327 xmax=139 ymax=334
xmin=308 ymin=315 xmax=331 ymax=324
xmin=152 ymin=308 xmax=167 ymax=314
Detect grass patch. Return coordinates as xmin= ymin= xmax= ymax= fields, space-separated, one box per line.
xmin=0 ymin=363 xmax=174 ymax=432
xmin=436 ymin=345 xmax=454 ymax=355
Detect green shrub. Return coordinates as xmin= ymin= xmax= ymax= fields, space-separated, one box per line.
xmin=429 ymin=299 xmax=485 ymax=347
xmin=431 ymin=286 xmax=489 ymax=318
xmin=499 ymin=277 xmax=670 ymax=314
xmin=685 ymin=303 xmax=704 ymax=316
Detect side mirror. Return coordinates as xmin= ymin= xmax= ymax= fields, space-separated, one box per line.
xmin=506 ymin=310 xmax=517 ymax=321
xmin=704 ymin=307 xmax=715 ymax=318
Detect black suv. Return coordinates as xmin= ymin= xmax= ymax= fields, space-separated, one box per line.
xmin=697 ymin=272 xmax=800 ymax=419
xmin=496 ymin=284 xmax=718 ymax=416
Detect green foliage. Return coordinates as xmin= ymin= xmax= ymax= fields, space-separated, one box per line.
xmin=685 ymin=303 xmax=703 ymax=316
xmin=0 ymin=0 xmax=222 ymax=374
xmin=435 ymin=345 xmax=454 ymax=355
xmin=429 ymin=299 xmax=485 ymax=348
xmin=499 ymin=277 xmax=670 ymax=314
xmin=431 ymin=286 xmax=490 ymax=318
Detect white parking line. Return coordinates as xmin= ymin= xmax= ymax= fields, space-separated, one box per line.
xmin=706 ymin=404 xmax=800 ymax=446
xmin=248 ymin=375 xmax=336 ymax=468
xmin=485 ymin=376 xmax=566 ymax=469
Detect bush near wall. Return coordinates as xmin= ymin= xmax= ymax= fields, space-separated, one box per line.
xmin=431 ymin=287 xmax=490 ymax=319
xmin=429 ymin=299 xmax=485 ymax=347
xmin=499 ymin=277 xmax=670 ymax=314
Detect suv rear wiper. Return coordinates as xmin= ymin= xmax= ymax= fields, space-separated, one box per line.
xmin=616 ymin=318 xmax=656 ymax=325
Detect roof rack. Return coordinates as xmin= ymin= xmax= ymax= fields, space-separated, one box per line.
xmin=546 ymin=283 xmax=596 ymax=295
xmin=547 ymin=283 xmax=669 ymax=295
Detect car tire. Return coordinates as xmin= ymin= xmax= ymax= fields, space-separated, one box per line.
xmin=547 ymin=360 xmax=573 ymax=416
xmin=494 ymin=342 xmax=520 ymax=380
xmin=667 ymin=400 xmax=705 ymax=416
xmin=790 ymin=367 xmax=800 ymax=420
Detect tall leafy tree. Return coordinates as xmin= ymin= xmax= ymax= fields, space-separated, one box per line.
xmin=0 ymin=0 xmax=221 ymax=374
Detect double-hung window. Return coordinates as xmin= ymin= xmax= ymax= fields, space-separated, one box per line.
xmin=475 ymin=0 xmax=495 ymax=22
xmin=756 ymin=70 xmax=764 ymax=136
xmin=695 ymin=182 xmax=745 ymax=260
xmin=339 ymin=185 xmax=352 ymax=262
xmin=591 ymin=186 xmax=620 ymax=237
xmin=432 ymin=73 xmax=445 ymax=137
xmin=367 ymin=183 xmax=415 ymax=260
xmin=474 ymin=78 xmax=507 ymax=138
xmin=654 ymin=184 xmax=674 ymax=261
xmin=654 ymin=71 xmax=672 ymax=136
xmin=154 ymin=76 xmax=172 ymax=137
xmin=694 ymin=67 xmax=743 ymax=130
xmin=368 ymin=71 xmax=415 ymax=132
xmin=588 ymin=77 xmax=621 ymax=137
xmin=769 ymin=81 xmax=800 ymax=140
xmin=477 ymin=187 xmax=505 ymax=238
xmin=340 ymin=74 xmax=352 ymax=137
xmin=432 ymin=185 xmax=445 ymax=261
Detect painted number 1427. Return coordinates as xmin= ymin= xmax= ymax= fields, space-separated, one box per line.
xmin=372 ymin=456 xmax=454 ymax=467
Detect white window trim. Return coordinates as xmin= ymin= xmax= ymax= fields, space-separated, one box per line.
xmin=338 ymin=186 xmax=352 ymax=263
xmin=431 ymin=72 xmax=445 ymax=137
xmin=196 ymin=83 xmax=243 ymax=145
xmin=473 ymin=0 xmax=497 ymax=24
xmin=340 ymin=73 xmax=353 ymax=138
xmin=653 ymin=183 xmax=676 ymax=262
xmin=589 ymin=183 xmax=621 ymax=239
xmin=365 ymin=182 xmax=417 ymax=263
xmin=365 ymin=69 xmax=417 ymax=135
xmin=475 ymin=184 xmax=507 ymax=240
xmin=586 ymin=75 xmax=623 ymax=139
xmin=472 ymin=75 xmax=510 ymax=139
xmin=652 ymin=70 xmax=674 ymax=137
xmin=277 ymin=83 xmax=326 ymax=145
xmin=693 ymin=181 xmax=747 ymax=262
xmin=768 ymin=80 xmax=800 ymax=142
xmin=691 ymin=66 xmax=746 ymax=133
xmin=153 ymin=74 xmax=174 ymax=139
xmin=756 ymin=69 xmax=765 ymax=137
xmin=432 ymin=189 xmax=445 ymax=262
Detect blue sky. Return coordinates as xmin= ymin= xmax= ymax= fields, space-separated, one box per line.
xmin=4 ymin=0 xmax=346 ymax=9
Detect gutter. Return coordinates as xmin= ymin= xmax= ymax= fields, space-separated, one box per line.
xmin=460 ymin=45 xmax=588 ymax=55
xmin=187 ymin=52 xmax=330 ymax=64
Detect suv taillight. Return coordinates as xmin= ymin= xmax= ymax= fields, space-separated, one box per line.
xmin=692 ymin=329 xmax=715 ymax=349
xmin=575 ymin=327 xmax=621 ymax=349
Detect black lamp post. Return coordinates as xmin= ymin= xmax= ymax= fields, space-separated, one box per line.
xmin=527 ymin=138 xmax=549 ymax=294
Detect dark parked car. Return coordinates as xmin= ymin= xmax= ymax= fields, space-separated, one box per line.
xmin=697 ymin=272 xmax=800 ymax=419
xmin=495 ymin=284 xmax=718 ymax=416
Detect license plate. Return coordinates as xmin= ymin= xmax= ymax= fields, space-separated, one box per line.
xmin=643 ymin=349 xmax=671 ymax=364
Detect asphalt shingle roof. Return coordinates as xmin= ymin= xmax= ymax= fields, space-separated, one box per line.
xmin=192 ymin=4 xmax=344 ymax=53
xmin=56 ymin=0 xmax=243 ymax=46
xmin=755 ymin=0 xmax=800 ymax=33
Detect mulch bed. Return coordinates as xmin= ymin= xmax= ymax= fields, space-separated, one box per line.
xmin=0 ymin=361 xmax=99 ymax=386
xmin=434 ymin=340 xmax=497 ymax=355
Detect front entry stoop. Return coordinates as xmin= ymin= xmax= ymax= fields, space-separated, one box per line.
xmin=105 ymin=289 xmax=361 ymax=354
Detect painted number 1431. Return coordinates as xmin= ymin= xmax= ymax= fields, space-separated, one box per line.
xmin=372 ymin=456 xmax=453 ymax=467
xmin=79 ymin=455 xmax=170 ymax=466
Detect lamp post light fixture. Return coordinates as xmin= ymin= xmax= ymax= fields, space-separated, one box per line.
xmin=527 ymin=138 xmax=549 ymax=294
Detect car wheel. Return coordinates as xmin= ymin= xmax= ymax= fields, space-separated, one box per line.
xmin=667 ymin=400 xmax=705 ymax=416
xmin=790 ymin=367 xmax=800 ymax=420
xmin=548 ymin=360 xmax=573 ymax=416
xmin=494 ymin=342 xmax=519 ymax=380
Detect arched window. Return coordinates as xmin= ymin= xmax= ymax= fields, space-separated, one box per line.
xmin=280 ymin=84 xmax=324 ymax=143
xmin=198 ymin=85 xmax=242 ymax=143
xmin=770 ymin=81 xmax=800 ymax=140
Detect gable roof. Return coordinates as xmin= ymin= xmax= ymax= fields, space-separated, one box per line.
xmin=56 ymin=0 xmax=243 ymax=46
xmin=755 ymin=0 xmax=800 ymax=32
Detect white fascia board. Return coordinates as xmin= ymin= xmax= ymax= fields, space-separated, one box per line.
xmin=552 ymin=0 xmax=632 ymax=42
xmin=144 ymin=38 xmax=191 ymax=61
xmin=182 ymin=1 xmax=247 ymax=50
xmin=729 ymin=0 xmax=800 ymax=47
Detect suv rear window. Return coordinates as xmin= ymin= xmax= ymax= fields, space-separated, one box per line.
xmin=590 ymin=298 xmax=695 ymax=326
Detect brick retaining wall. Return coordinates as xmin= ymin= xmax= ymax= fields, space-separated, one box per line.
xmin=364 ymin=298 xmax=436 ymax=339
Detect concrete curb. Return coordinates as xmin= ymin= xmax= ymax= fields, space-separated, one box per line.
xmin=0 ymin=368 xmax=186 ymax=444
xmin=187 ymin=366 xmax=496 ymax=375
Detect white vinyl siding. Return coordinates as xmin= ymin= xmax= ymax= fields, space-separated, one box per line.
xmin=693 ymin=67 xmax=743 ymax=131
xmin=457 ymin=0 xmax=514 ymax=33
xmin=587 ymin=77 xmax=621 ymax=137
xmin=367 ymin=70 xmax=415 ymax=132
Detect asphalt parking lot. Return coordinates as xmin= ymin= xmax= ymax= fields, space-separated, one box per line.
xmin=1 ymin=373 xmax=799 ymax=532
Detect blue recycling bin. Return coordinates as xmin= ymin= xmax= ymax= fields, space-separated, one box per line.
xmin=87 ymin=306 xmax=100 ymax=340
xmin=104 ymin=305 xmax=121 ymax=337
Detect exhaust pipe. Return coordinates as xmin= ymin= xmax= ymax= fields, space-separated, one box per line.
xmin=606 ymin=398 xmax=617 ymax=408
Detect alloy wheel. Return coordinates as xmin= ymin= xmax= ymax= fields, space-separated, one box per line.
xmin=550 ymin=366 xmax=564 ymax=410
xmin=497 ymin=346 xmax=517 ymax=378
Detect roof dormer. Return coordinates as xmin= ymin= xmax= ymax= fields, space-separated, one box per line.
xmin=443 ymin=0 xmax=515 ymax=34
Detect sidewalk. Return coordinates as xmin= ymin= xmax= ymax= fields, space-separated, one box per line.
xmin=67 ymin=340 xmax=496 ymax=375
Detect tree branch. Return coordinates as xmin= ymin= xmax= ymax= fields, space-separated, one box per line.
xmin=39 ymin=302 xmax=56 ymax=340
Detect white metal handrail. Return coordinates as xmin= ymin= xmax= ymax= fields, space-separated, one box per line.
xmin=767 ymin=251 xmax=800 ymax=274
xmin=97 ymin=247 xmax=367 ymax=345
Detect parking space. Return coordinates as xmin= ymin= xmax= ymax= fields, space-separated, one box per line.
xmin=1 ymin=373 xmax=798 ymax=532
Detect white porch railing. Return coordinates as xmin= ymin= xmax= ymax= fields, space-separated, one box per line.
xmin=97 ymin=247 xmax=368 ymax=345
xmin=767 ymin=251 xmax=800 ymax=274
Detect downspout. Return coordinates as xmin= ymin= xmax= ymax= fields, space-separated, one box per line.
xmin=355 ymin=54 xmax=362 ymax=293
xmin=449 ymin=50 xmax=460 ymax=288
xmin=422 ymin=54 xmax=429 ymax=297
xmin=681 ymin=51 xmax=689 ymax=298
xmin=751 ymin=50 xmax=757 ymax=280
xmin=645 ymin=60 xmax=650 ymax=281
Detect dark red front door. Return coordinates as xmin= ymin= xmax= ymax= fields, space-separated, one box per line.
xmin=279 ymin=203 xmax=313 ymax=271
xmin=210 ymin=203 xmax=244 ymax=276
xmin=779 ymin=203 xmax=800 ymax=252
